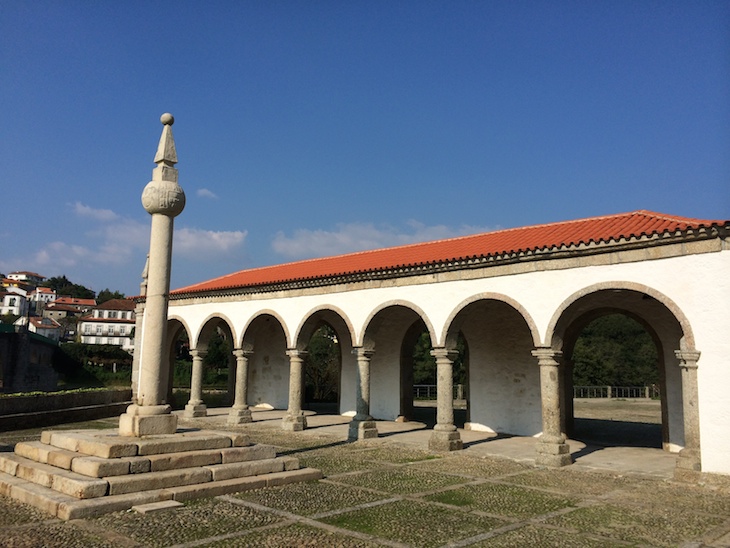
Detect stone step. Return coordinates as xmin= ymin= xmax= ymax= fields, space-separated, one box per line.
xmin=13 ymin=439 xmax=280 ymax=479
xmin=39 ymin=429 xmax=248 ymax=459
xmin=0 ymin=467 xmax=324 ymax=520
xmin=0 ymin=453 xmax=108 ymax=499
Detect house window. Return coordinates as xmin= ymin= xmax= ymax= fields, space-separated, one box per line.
xmin=84 ymin=325 xmax=91 ymax=335
xmin=96 ymin=325 xmax=102 ymax=335
xmin=95 ymin=337 xmax=101 ymax=344
xmin=119 ymin=326 xmax=126 ymax=336
xmin=109 ymin=311 xmax=117 ymax=319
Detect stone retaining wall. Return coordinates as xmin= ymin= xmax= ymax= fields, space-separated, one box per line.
xmin=0 ymin=389 xmax=131 ymax=431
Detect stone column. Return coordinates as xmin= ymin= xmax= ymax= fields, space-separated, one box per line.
xmin=119 ymin=113 xmax=185 ymax=437
xmin=674 ymin=350 xmax=702 ymax=478
xmin=282 ymin=350 xmax=307 ymax=431
xmin=228 ymin=349 xmax=253 ymax=425
xmin=348 ymin=348 xmax=378 ymax=440
xmin=184 ymin=349 xmax=207 ymax=417
xmin=429 ymin=348 xmax=463 ymax=451
xmin=532 ymin=347 xmax=571 ymax=466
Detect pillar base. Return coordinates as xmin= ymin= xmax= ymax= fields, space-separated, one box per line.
xmin=348 ymin=418 xmax=378 ymax=441
xmin=119 ymin=405 xmax=177 ymax=437
xmin=227 ymin=407 xmax=253 ymax=425
xmin=282 ymin=413 xmax=307 ymax=431
xmin=674 ymin=448 xmax=701 ymax=481
xmin=184 ymin=402 xmax=207 ymax=418
xmin=535 ymin=438 xmax=572 ymax=467
xmin=429 ymin=426 xmax=463 ymax=451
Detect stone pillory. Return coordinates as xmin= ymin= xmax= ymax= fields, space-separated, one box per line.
xmin=119 ymin=113 xmax=186 ymax=437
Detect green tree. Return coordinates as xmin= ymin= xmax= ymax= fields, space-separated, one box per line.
xmin=97 ymin=289 xmax=126 ymax=304
xmin=572 ymin=314 xmax=658 ymax=386
xmin=0 ymin=313 xmax=20 ymax=325
xmin=305 ymin=324 xmax=340 ymax=402
xmin=203 ymin=331 xmax=230 ymax=385
xmin=43 ymin=275 xmax=95 ymax=299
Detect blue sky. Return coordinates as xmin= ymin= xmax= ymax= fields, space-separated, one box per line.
xmin=1 ymin=1 xmax=728 ymax=296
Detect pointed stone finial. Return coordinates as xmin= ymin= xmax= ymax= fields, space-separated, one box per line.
xmin=154 ymin=113 xmax=178 ymax=166
xmin=142 ymin=113 xmax=185 ymax=217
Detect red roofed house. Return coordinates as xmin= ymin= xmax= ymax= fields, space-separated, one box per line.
xmin=137 ymin=210 xmax=729 ymax=479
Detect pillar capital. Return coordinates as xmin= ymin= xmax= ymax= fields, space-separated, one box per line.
xmin=190 ymin=348 xmax=207 ymax=360
xmin=233 ymin=348 xmax=254 ymax=359
xmin=352 ymin=347 xmax=374 ymax=360
xmin=286 ymin=349 xmax=307 ymax=360
xmin=675 ymin=350 xmax=701 ymax=369
xmin=430 ymin=347 xmax=459 ymax=362
xmin=531 ymin=347 xmax=563 ymax=366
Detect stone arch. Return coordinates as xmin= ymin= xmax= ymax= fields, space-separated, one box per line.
xmin=164 ymin=317 xmax=193 ymax=405
xmin=545 ymin=282 xmax=697 ymax=454
xmin=359 ymin=301 xmax=434 ymax=421
xmin=441 ymin=292 xmax=541 ymax=349
xmin=239 ymin=309 xmax=291 ymax=350
xmin=193 ymin=313 xmax=236 ymax=351
xmin=293 ymin=306 xmax=356 ymax=415
xmin=240 ymin=311 xmax=290 ymax=410
xmin=359 ymin=300 xmax=436 ymax=350
xmin=443 ymin=294 xmax=542 ymax=436
xmin=294 ymin=305 xmax=356 ymax=350
xmin=546 ymin=281 xmax=695 ymax=350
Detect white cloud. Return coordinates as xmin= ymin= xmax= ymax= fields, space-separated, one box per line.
xmin=72 ymin=202 xmax=120 ymax=222
xmin=272 ymin=221 xmax=495 ymax=259
xmin=196 ymin=188 xmax=218 ymax=199
xmin=174 ymin=228 xmax=247 ymax=259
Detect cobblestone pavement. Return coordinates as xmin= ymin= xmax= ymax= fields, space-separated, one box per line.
xmin=0 ymin=413 xmax=729 ymax=547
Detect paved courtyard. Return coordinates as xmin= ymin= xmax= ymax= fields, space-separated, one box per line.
xmin=0 ymin=406 xmax=729 ymax=547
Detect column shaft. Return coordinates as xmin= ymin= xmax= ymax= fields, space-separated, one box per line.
xmin=185 ymin=349 xmax=207 ymax=417
xmin=228 ymin=349 xmax=253 ymax=424
xmin=675 ymin=350 xmax=702 ymax=477
xmin=532 ymin=347 xmax=571 ymax=467
xmin=428 ymin=348 xmax=462 ymax=451
xmin=348 ymin=348 xmax=377 ymax=440
xmin=282 ymin=350 xmax=307 ymax=431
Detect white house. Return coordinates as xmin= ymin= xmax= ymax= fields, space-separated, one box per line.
xmin=144 ymin=210 xmax=729 ymax=479
xmin=79 ymin=299 xmax=136 ymax=352
xmin=14 ymin=316 xmax=62 ymax=342
xmin=0 ymin=288 xmax=29 ymax=317
xmin=7 ymin=271 xmax=45 ymax=287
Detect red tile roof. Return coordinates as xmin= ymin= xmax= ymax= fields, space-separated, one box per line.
xmin=172 ymin=210 xmax=728 ymax=296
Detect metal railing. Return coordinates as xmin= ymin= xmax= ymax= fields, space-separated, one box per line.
xmin=413 ymin=384 xmax=465 ymax=400
xmin=573 ymin=385 xmax=660 ymax=399
xmin=414 ymin=384 xmax=660 ymax=400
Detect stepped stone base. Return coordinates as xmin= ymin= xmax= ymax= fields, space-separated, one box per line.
xmin=0 ymin=428 xmax=322 ymax=520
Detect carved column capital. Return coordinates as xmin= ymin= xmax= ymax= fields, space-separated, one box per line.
xmin=352 ymin=347 xmax=375 ymax=360
xmin=233 ymin=348 xmax=254 ymax=360
xmin=675 ymin=350 xmax=701 ymax=369
xmin=286 ymin=349 xmax=307 ymax=361
xmin=531 ymin=347 xmax=563 ymax=367
xmin=430 ymin=347 xmax=459 ymax=362
xmin=190 ymin=349 xmax=207 ymax=360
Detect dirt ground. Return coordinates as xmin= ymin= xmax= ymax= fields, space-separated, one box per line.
xmin=574 ymin=398 xmax=662 ymax=424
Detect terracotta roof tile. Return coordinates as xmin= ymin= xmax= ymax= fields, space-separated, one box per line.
xmin=172 ymin=210 xmax=728 ymax=296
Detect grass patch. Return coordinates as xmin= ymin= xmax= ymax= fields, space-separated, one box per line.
xmin=234 ymin=481 xmax=388 ymax=516
xmin=474 ymin=524 xmax=627 ymax=547
xmin=545 ymin=503 xmax=725 ymax=547
xmin=204 ymin=523 xmax=378 ymax=547
xmin=320 ymin=499 xmax=505 ymax=547
xmin=334 ymin=466 xmax=469 ymax=494
xmin=94 ymin=498 xmax=284 ymax=547
xmin=426 ymin=483 xmax=577 ymax=519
